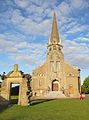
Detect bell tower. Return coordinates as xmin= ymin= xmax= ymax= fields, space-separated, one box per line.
xmin=47 ymin=12 xmax=64 ymax=61
xmin=47 ymin=12 xmax=65 ymax=90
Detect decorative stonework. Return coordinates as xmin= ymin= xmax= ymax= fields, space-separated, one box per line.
xmin=1 ymin=64 xmax=30 ymax=106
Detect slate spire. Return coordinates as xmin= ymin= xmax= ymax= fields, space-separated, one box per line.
xmin=50 ymin=12 xmax=59 ymax=44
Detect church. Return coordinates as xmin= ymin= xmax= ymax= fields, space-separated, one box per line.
xmin=31 ymin=13 xmax=81 ymax=98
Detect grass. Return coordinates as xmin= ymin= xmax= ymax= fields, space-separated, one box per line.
xmin=0 ymin=99 xmax=89 ymax=120
xmin=85 ymin=94 xmax=89 ymax=99
xmin=10 ymin=95 xmax=18 ymax=99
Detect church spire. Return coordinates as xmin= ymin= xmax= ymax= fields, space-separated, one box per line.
xmin=50 ymin=12 xmax=59 ymax=44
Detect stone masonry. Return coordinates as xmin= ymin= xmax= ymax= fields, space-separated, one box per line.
xmin=1 ymin=64 xmax=30 ymax=106
xmin=31 ymin=13 xmax=81 ymax=98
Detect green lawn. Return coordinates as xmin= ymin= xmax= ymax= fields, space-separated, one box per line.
xmin=0 ymin=99 xmax=89 ymax=120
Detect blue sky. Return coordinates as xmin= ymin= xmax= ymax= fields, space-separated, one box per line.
xmin=0 ymin=0 xmax=89 ymax=84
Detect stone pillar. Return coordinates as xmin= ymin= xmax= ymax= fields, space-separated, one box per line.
xmin=1 ymin=79 xmax=9 ymax=104
xmin=20 ymin=79 xmax=29 ymax=106
xmin=14 ymin=64 xmax=18 ymax=72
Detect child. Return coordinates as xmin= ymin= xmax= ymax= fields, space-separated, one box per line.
xmin=80 ymin=93 xmax=85 ymax=100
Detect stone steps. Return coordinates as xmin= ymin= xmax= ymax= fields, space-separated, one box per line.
xmin=44 ymin=91 xmax=66 ymax=98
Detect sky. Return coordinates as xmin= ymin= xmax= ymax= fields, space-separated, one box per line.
xmin=0 ymin=0 xmax=89 ymax=84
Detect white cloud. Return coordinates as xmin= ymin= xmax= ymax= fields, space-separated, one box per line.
xmin=0 ymin=38 xmax=46 ymax=69
xmin=26 ymin=4 xmax=44 ymax=16
xmin=66 ymin=24 xmax=87 ymax=34
xmin=10 ymin=0 xmax=89 ymax=37
xmin=11 ymin=9 xmax=25 ymax=25
xmin=29 ymin=0 xmax=58 ymax=8
xmin=14 ymin=0 xmax=30 ymax=8
xmin=76 ymin=37 xmax=89 ymax=42
xmin=70 ymin=0 xmax=89 ymax=9
xmin=63 ymin=40 xmax=89 ymax=69
xmin=11 ymin=9 xmax=51 ymax=36
xmin=0 ymin=38 xmax=18 ymax=53
xmin=57 ymin=1 xmax=71 ymax=16
xmin=0 ymin=35 xmax=89 ymax=70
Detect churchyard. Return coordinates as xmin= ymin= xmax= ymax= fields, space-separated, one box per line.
xmin=0 ymin=99 xmax=89 ymax=120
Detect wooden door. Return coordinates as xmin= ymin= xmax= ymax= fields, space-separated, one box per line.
xmin=52 ymin=83 xmax=58 ymax=91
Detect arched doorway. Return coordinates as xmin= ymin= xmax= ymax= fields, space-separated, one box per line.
xmin=52 ymin=80 xmax=59 ymax=91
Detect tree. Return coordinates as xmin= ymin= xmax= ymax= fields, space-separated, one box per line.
xmin=0 ymin=72 xmax=6 ymax=81
xmin=82 ymin=76 xmax=89 ymax=94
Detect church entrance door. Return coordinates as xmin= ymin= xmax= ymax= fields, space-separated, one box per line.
xmin=52 ymin=80 xmax=59 ymax=91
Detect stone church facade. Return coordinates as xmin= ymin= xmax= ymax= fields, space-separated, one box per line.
xmin=31 ymin=13 xmax=81 ymax=98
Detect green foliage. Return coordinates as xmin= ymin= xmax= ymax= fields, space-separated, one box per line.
xmin=82 ymin=76 xmax=89 ymax=94
xmin=23 ymin=74 xmax=31 ymax=81
xmin=0 ymin=99 xmax=89 ymax=120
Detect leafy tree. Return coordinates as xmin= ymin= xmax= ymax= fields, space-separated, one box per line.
xmin=0 ymin=72 xmax=6 ymax=81
xmin=82 ymin=76 xmax=89 ymax=94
